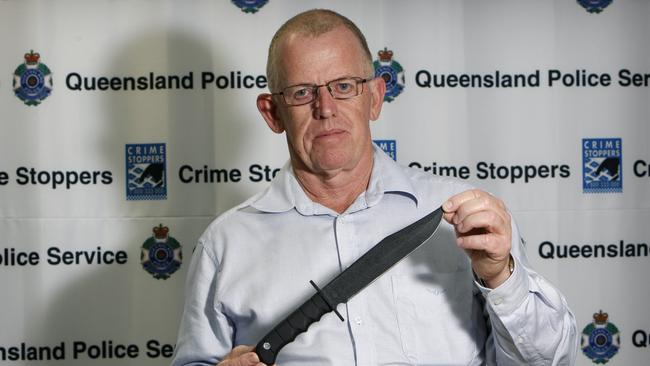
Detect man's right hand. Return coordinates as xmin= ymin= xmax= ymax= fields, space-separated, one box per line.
xmin=217 ymin=345 xmax=270 ymax=366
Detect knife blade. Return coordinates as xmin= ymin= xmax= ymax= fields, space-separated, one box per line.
xmin=254 ymin=206 xmax=444 ymax=364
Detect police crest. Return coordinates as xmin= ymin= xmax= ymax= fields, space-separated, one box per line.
xmin=231 ymin=0 xmax=268 ymax=14
xmin=373 ymin=48 xmax=405 ymax=103
xmin=581 ymin=310 xmax=620 ymax=364
xmin=13 ymin=50 xmax=53 ymax=106
xmin=141 ymin=224 xmax=182 ymax=280
xmin=577 ymin=0 xmax=613 ymax=13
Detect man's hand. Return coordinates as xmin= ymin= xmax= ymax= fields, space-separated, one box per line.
xmin=442 ymin=189 xmax=512 ymax=288
xmin=217 ymin=345 xmax=270 ymax=366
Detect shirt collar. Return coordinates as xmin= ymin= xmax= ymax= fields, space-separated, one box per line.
xmin=249 ymin=144 xmax=418 ymax=215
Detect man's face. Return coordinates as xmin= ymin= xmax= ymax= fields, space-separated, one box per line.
xmin=269 ymin=26 xmax=384 ymax=176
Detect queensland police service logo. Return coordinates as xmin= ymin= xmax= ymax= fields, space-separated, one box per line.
xmin=577 ymin=0 xmax=613 ymax=13
xmin=581 ymin=310 xmax=620 ymax=364
xmin=373 ymin=48 xmax=405 ymax=103
xmin=141 ymin=224 xmax=182 ymax=280
xmin=13 ymin=50 xmax=53 ymax=106
xmin=231 ymin=0 xmax=268 ymax=13
xmin=125 ymin=143 xmax=167 ymax=200
xmin=583 ymin=138 xmax=622 ymax=193
xmin=373 ymin=140 xmax=397 ymax=161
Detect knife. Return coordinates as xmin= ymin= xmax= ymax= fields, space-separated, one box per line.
xmin=254 ymin=206 xmax=444 ymax=364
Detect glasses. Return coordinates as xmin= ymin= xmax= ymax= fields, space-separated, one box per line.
xmin=273 ymin=77 xmax=368 ymax=106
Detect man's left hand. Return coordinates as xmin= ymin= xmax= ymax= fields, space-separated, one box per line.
xmin=442 ymin=189 xmax=512 ymax=288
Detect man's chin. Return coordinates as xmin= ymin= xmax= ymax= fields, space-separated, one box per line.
xmin=311 ymin=152 xmax=365 ymax=176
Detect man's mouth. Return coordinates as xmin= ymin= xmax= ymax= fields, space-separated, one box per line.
xmin=315 ymin=129 xmax=346 ymax=139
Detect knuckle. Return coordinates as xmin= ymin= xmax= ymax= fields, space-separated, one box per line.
xmin=488 ymin=211 xmax=498 ymax=224
xmin=484 ymin=235 xmax=500 ymax=252
xmin=481 ymin=196 xmax=491 ymax=209
xmin=479 ymin=235 xmax=489 ymax=246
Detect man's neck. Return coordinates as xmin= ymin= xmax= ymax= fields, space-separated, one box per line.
xmin=292 ymin=151 xmax=374 ymax=214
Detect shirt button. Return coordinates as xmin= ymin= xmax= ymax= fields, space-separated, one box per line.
xmin=354 ymin=317 xmax=363 ymax=325
xmin=516 ymin=336 xmax=525 ymax=344
xmin=493 ymin=297 xmax=503 ymax=305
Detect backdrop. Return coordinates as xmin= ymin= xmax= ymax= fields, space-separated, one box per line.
xmin=1 ymin=0 xmax=648 ymax=365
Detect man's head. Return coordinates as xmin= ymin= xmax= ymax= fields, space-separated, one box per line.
xmin=257 ymin=9 xmax=385 ymax=179
xmin=266 ymin=9 xmax=374 ymax=93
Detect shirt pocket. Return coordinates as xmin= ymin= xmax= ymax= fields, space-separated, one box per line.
xmin=391 ymin=271 xmax=479 ymax=365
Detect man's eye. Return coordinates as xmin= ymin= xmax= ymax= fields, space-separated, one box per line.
xmin=293 ymin=87 xmax=312 ymax=99
xmin=334 ymin=81 xmax=353 ymax=93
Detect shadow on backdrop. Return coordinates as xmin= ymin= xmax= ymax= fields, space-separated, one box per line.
xmin=42 ymin=24 xmax=256 ymax=365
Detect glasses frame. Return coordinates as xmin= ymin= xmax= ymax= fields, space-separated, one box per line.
xmin=272 ymin=77 xmax=369 ymax=106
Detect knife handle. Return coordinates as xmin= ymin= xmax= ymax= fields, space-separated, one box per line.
xmin=254 ymin=281 xmax=343 ymax=365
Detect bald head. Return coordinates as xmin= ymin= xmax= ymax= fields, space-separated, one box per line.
xmin=266 ymin=9 xmax=374 ymax=92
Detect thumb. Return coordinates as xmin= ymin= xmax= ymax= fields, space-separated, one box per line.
xmin=441 ymin=200 xmax=456 ymax=225
xmin=238 ymin=352 xmax=261 ymax=366
xmin=221 ymin=345 xmax=261 ymax=366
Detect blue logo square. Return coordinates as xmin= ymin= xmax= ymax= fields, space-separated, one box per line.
xmin=374 ymin=140 xmax=397 ymax=161
xmin=582 ymin=138 xmax=622 ymax=193
xmin=125 ymin=143 xmax=167 ymax=200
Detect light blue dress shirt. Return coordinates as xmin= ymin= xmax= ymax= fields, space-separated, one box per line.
xmin=171 ymin=146 xmax=578 ymax=366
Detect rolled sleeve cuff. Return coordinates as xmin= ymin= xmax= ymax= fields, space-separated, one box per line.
xmin=474 ymin=256 xmax=530 ymax=315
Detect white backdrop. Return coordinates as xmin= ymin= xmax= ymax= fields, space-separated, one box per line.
xmin=1 ymin=0 xmax=649 ymax=365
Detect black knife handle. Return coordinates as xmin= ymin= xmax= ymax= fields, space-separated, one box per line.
xmin=254 ymin=281 xmax=342 ymax=365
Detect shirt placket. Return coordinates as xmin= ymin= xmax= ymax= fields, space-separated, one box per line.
xmin=334 ymin=213 xmax=374 ymax=366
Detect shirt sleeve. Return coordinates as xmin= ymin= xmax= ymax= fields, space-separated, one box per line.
xmin=475 ymin=218 xmax=579 ymax=366
xmin=170 ymin=242 xmax=234 ymax=366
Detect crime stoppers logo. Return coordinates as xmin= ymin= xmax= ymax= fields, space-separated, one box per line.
xmin=231 ymin=0 xmax=268 ymax=13
xmin=13 ymin=50 xmax=53 ymax=106
xmin=126 ymin=143 xmax=167 ymax=200
xmin=577 ymin=0 xmax=613 ymax=13
xmin=140 ymin=224 xmax=182 ymax=280
xmin=581 ymin=310 xmax=620 ymax=364
xmin=583 ymin=138 xmax=622 ymax=193
xmin=373 ymin=48 xmax=405 ymax=103
xmin=374 ymin=140 xmax=397 ymax=161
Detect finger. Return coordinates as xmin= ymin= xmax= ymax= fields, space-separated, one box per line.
xmin=220 ymin=346 xmax=261 ymax=366
xmin=231 ymin=353 xmax=260 ymax=366
xmin=455 ymin=210 xmax=508 ymax=236
xmin=442 ymin=189 xmax=486 ymax=222
xmin=444 ymin=189 xmax=486 ymax=212
xmin=456 ymin=232 xmax=509 ymax=258
xmin=453 ymin=194 xmax=508 ymax=226
xmin=226 ymin=346 xmax=256 ymax=359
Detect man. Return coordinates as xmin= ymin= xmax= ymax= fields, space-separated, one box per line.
xmin=172 ymin=9 xmax=577 ymax=366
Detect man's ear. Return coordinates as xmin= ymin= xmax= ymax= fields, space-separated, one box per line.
xmin=257 ymin=93 xmax=285 ymax=134
xmin=368 ymin=77 xmax=386 ymax=121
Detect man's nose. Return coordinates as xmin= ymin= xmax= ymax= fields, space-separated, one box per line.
xmin=313 ymin=85 xmax=337 ymax=119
